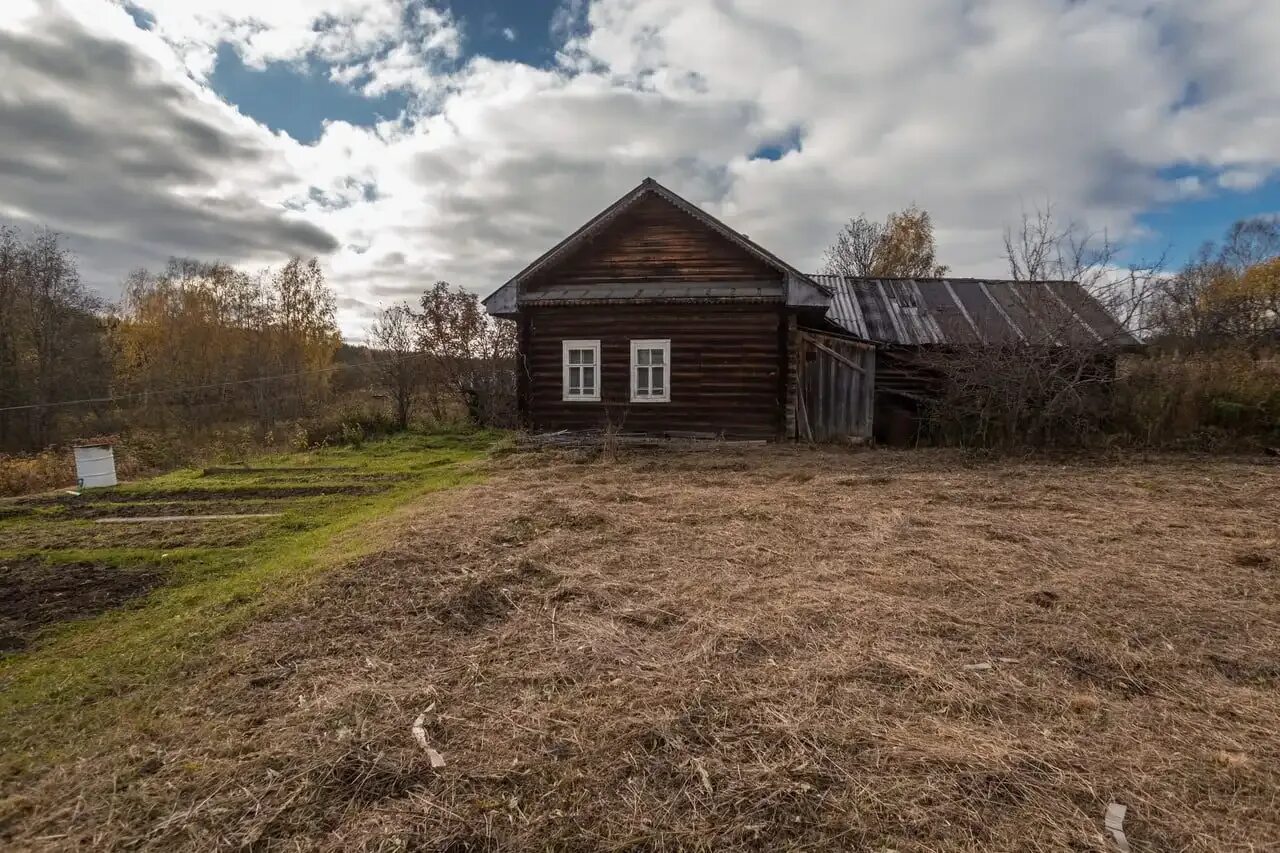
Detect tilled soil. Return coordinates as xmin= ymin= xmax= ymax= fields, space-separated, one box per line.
xmin=200 ymin=468 xmax=412 ymax=484
xmin=3 ymin=484 xmax=383 ymax=510
xmin=2 ymin=500 xmax=291 ymax=521
xmin=2 ymin=518 xmax=275 ymax=550
xmin=0 ymin=558 xmax=163 ymax=653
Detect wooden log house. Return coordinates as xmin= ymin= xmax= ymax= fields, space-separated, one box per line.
xmin=483 ymin=178 xmax=1134 ymax=442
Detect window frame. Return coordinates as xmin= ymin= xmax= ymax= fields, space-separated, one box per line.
xmin=561 ymin=339 xmax=601 ymax=402
xmin=630 ymin=338 xmax=671 ymax=403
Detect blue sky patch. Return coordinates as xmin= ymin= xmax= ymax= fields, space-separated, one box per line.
xmin=1131 ymin=176 xmax=1280 ymax=266
xmin=209 ymin=45 xmax=409 ymax=143
xmin=121 ymin=2 xmax=155 ymax=31
xmin=751 ymin=126 xmax=804 ymax=162
xmin=446 ymin=0 xmax=567 ymax=66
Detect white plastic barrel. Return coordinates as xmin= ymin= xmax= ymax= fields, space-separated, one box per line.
xmin=73 ymin=444 xmax=118 ymax=489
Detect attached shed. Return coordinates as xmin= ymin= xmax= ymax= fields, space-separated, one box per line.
xmin=484 ymin=179 xmax=1132 ymax=444
xmin=814 ymin=276 xmax=1138 ymax=442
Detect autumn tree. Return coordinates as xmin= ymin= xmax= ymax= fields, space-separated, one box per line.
xmin=1149 ymin=216 xmax=1280 ymax=347
xmin=115 ymin=260 xmax=263 ymax=416
xmin=0 ymin=226 xmax=106 ymax=451
xmin=113 ymin=256 xmax=340 ymax=429
xmin=270 ymin=257 xmax=341 ymax=418
xmin=1236 ymin=258 xmax=1280 ymax=333
xmin=367 ymin=302 xmax=422 ymax=430
xmin=1147 ymin=245 xmax=1228 ymax=344
xmin=1189 ymin=256 xmax=1280 ymax=346
xmin=822 ymin=205 xmax=949 ymax=278
xmin=417 ymin=281 xmax=516 ymax=426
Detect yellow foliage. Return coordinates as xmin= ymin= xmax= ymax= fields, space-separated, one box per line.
xmin=1239 ymin=257 xmax=1280 ymax=300
xmin=1198 ymin=257 xmax=1280 ymax=341
xmin=822 ymin=204 xmax=948 ymax=278
xmin=111 ymin=258 xmax=339 ymax=420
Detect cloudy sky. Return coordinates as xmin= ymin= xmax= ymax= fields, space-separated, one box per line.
xmin=3 ymin=0 xmax=1279 ymax=337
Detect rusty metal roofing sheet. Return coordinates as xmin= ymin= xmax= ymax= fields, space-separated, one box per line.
xmin=813 ymin=276 xmax=1137 ymax=346
xmin=826 ymin=274 xmax=869 ymax=338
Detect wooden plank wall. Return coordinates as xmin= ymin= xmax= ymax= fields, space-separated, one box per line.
xmin=524 ymin=194 xmax=780 ymax=288
xmin=783 ymin=315 xmax=798 ymax=439
xmin=523 ymin=304 xmax=785 ymax=439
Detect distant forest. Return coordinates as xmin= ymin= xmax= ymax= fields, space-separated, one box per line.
xmin=0 ymin=226 xmax=511 ymax=462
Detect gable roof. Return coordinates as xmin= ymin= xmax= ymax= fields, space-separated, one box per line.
xmin=482 ymin=178 xmax=830 ymax=317
xmin=815 ymin=276 xmax=1138 ymax=347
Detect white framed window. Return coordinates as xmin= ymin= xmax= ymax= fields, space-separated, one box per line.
xmin=562 ymin=340 xmax=601 ymax=401
xmin=630 ymin=339 xmax=670 ymax=403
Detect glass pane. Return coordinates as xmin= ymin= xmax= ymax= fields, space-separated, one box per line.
xmin=581 ymin=348 xmax=595 ymax=365
xmin=637 ymin=349 xmax=650 ymax=366
xmin=636 ymin=366 xmax=649 ymax=393
xmin=652 ymin=369 xmax=664 ymax=395
xmin=651 ymin=348 xmax=664 ymax=366
xmin=569 ymin=349 xmax=583 ymax=365
xmin=582 ymin=366 xmax=594 ymax=392
xmin=568 ymin=366 xmax=580 ymax=394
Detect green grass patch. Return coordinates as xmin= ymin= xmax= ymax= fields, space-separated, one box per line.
xmin=0 ymin=429 xmax=499 ymax=773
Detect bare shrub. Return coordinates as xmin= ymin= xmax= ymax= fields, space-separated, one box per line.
xmin=1111 ymin=349 xmax=1280 ymax=449
xmin=926 ymin=343 xmax=1120 ymax=448
xmin=367 ymin=302 xmax=423 ymax=430
xmin=300 ymin=401 xmax=401 ymax=449
xmin=923 ymin=205 xmax=1158 ymax=448
xmin=929 ymin=335 xmax=1278 ymax=453
xmin=0 ymin=448 xmax=76 ymax=497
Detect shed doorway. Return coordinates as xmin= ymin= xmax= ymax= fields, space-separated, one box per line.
xmin=795 ymin=331 xmax=875 ymax=443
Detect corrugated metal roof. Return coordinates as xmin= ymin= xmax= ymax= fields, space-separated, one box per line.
xmin=813 ymin=276 xmax=1137 ymax=346
xmin=523 ymin=281 xmax=784 ymax=304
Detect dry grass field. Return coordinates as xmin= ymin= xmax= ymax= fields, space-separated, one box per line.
xmin=2 ymin=445 xmax=1279 ymax=851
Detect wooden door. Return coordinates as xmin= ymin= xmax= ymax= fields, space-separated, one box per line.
xmin=795 ymin=332 xmax=875 ymax=442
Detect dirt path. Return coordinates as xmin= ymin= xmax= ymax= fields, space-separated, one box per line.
xmin=3 ymin=447 xmax=1278 ymax=851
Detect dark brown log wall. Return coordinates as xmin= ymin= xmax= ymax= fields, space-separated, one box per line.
xmin=523 ymin=304 xmax=784 ymax=439
xmin=525 ymin=195 xmax=780 ymax=288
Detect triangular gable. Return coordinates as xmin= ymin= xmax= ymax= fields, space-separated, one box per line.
xmin=483 ymin=178 xmax=829 ymax=316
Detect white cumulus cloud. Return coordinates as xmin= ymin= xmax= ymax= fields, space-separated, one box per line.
xmin=123 ymin=0 xmax=460 ymax=80
xmin=2 ymin=0 xmax=1278 ymax=336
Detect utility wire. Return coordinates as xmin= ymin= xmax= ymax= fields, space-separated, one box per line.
xmin=0 ymin=351 xmax=428 ymax=414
